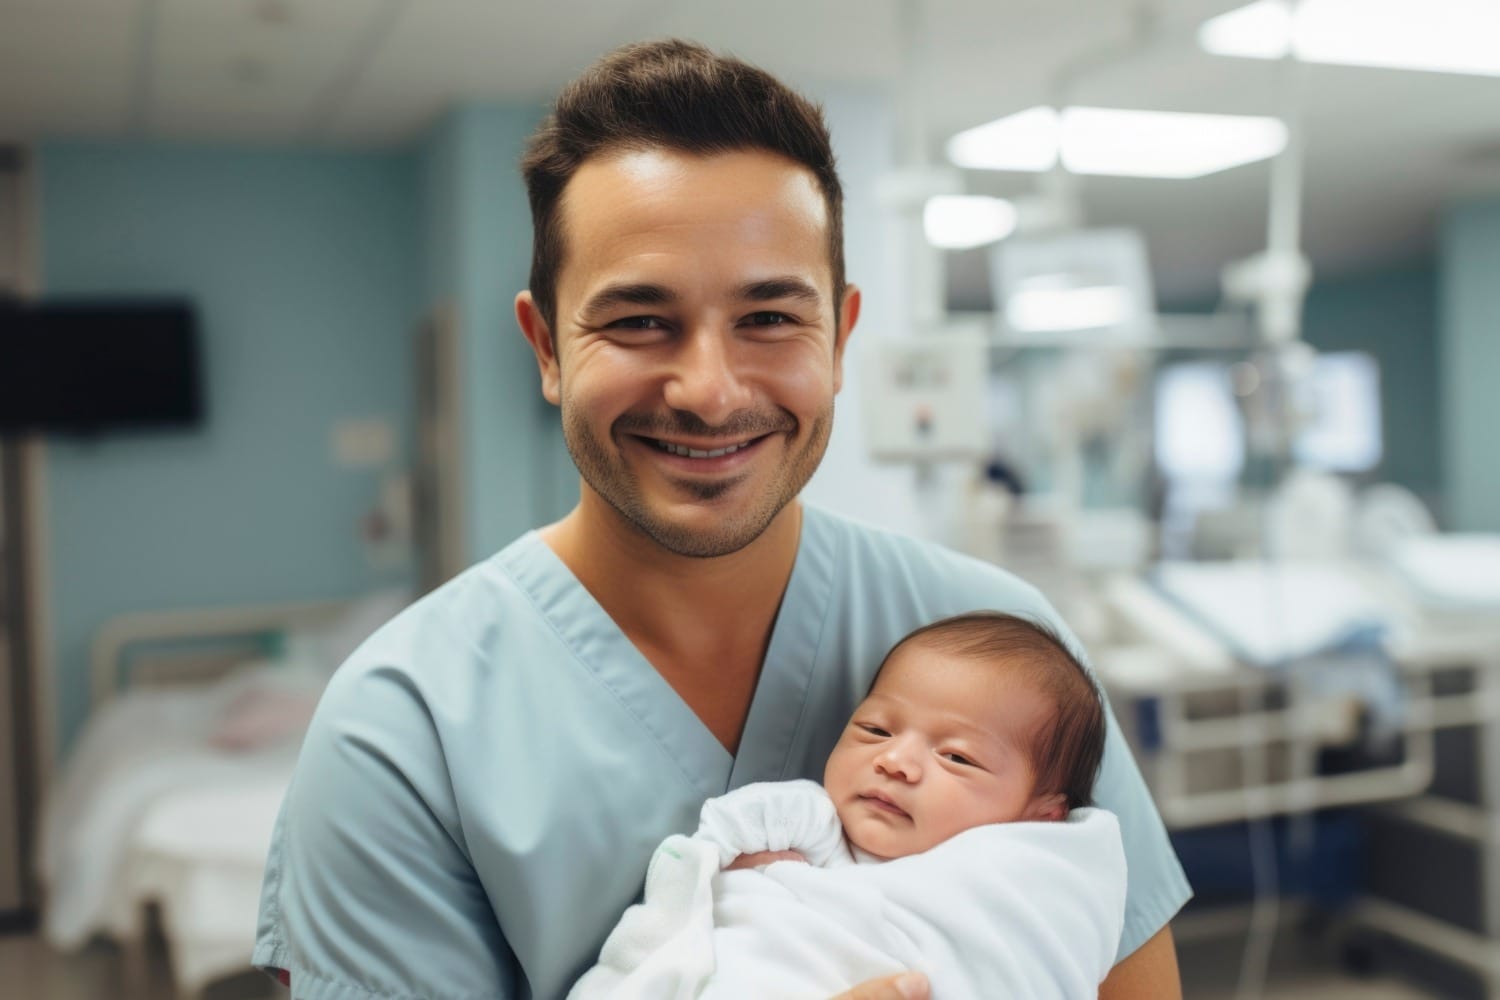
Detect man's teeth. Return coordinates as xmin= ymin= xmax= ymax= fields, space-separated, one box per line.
xmin=654 ymin=439 xmax=749 ymax=459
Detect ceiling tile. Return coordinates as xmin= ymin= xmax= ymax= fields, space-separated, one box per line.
xmin=3 ymin=0 xmax=1495 ymax=295
xmin=0 ymin=0 xmax=142 ymax=139
xmin=329 ymin=0 xmax=671 ymax=144
xmin=645 ymin=0 xmax=903 ymax=88
xmin=146 ymin=0 xmax=390 ymax=142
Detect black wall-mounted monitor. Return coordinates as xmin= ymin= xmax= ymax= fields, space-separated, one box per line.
xmin=0 ymin=298 xmax=204 ymax=435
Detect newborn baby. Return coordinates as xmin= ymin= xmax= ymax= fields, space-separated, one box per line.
xmin=569 ymin=611 xmax=1127 ymax=999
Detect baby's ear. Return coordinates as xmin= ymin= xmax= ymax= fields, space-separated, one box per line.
xmin=1024 ymin=793 xmax=1069 ymax=823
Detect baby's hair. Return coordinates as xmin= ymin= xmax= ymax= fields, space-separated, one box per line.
xmin=878 ymin=612 xmax=1106 ymax=810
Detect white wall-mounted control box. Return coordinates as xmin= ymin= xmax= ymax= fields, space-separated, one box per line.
xmin=861 ymin=331 xmax=989 ymax=463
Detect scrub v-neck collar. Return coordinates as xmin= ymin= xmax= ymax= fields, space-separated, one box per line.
xmin=498 ymin=505 xmax=838 ymax=802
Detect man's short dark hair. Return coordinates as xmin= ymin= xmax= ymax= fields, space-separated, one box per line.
xmin=520 ymin=38 xmax=846 ymax=336
xmin=880 ymin=611 xmax=1107 ymax=811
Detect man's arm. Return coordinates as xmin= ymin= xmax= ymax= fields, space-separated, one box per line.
xmin=1099 ymin=926 xmax=1182 ymax=1000
xmin=254 ymin=662 xmax=518 ymax=997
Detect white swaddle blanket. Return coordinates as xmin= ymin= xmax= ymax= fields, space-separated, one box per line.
xmin=569 ymin=780 xmax=1126 ymax=1000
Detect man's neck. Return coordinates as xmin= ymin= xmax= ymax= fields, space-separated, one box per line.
xmin=538 ymin=490 xmax=803 ymax=751
xmin=542 ymin=491 xmax=802 ymax=647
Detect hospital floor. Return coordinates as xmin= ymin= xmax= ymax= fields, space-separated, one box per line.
xmin=0 ymin=922 xmax=1452 ymax=1000
xmin=1176 ymin=908 xmax=1459 ymax=1000
xmin=0 ymin=931 xmax=284 ymax=1000
xmin=1179 ymin=941 xmax=1440 ymax=999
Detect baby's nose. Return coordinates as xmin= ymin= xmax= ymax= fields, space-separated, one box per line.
xmin=874 ymin=745 xmax=922 ymax=782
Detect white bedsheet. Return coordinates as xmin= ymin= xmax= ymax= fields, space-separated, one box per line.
xmin=1391 ymin=535 xmax=1500 ymax=612
xmin=570 ymin=780 xmax=1127 ymax=1000
xmin=1153 ymin=561 xmax=1388 ymax=667
xmin=38 ymin=658 xmax=318 ymax=983
xmin=39 ymin=589 xmax=410 ymax=992
xmin=130 ymin=777 xmax=293 ymax=990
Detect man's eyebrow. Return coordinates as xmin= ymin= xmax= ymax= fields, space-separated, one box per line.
xmin=737 ymin=277 xmax=823 ymax=306
xmin=579 ymin=282 xmax=677 ymax=319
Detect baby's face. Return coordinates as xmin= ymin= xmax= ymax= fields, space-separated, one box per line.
xmin=822 ymin=642 xmax=1062 ymax=859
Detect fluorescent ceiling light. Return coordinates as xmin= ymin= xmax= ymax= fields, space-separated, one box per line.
xmin=1199 ymin=0 xmax=1296 ymax=59
xmin=1201 ymin=0 xmax=1500 ymax=77
xmin=1060 ymin=107 xmax=1287 ymax=179
xmin=1005 ymin=278 xmax=1133 ymax=332
xmin=923 ymin=195 xmax=1018 ymax=249
xmin=947 ymin=106 xmax=1287 ymax=179
xmin=945 ymin=106 xmax=1060 ymax=172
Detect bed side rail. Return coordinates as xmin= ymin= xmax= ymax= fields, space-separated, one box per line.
xmin=89 ymin=600 xmax=352 ymax=708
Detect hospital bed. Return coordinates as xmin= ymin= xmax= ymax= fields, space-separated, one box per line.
xmin=39 ymin=591 xmax=407 ymax=999
xmin=1090 ymin=542 xmax=1500 ymax=994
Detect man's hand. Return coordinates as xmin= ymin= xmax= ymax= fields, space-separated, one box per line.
xmin=832 ymin=972 xmax=929 ymax=999
xmin=724 ymin=849 xmax=806 ymax=871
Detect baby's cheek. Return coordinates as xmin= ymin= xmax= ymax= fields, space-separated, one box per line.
xmin=831 ymin=801 xmax=861 ymax=840
xmin=843 ymin=819 xmax=883 ymax=857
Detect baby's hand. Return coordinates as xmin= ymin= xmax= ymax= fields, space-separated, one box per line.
xmin=724 ymin=849 xmax=806 ymax=871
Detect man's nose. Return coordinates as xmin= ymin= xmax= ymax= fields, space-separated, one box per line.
xmin=662 ymin=328 xmax=753 ymax=426
xmin=874 ymin=739 xmax=922 ymax=783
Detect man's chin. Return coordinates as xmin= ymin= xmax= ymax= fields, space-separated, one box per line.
xmin=613 ymin=490 xmax=792 ymax=558
xmin=669 ymin=479 xmax=737 ymax=503
xmin=656 ymin=471 xmax=747 ymax=504
xmin=632 ymin=512 xmax=772 ymax=559
xmin=571 ymin=436 xmax=817 ymax=558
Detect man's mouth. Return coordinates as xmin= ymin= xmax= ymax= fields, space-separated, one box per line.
xmin=630 ymin=431 xmax=778 ymax=468
xmin=649 ymin=436 xmax=761 ymax=459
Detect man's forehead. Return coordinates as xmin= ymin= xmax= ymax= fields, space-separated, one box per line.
xmin=552 ymin=147 xmax=832 ymax=304
xmin=567 ymin=145 xmax=825 ymax=208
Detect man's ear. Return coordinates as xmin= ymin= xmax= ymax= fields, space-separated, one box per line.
xmin=516 ymin=290 xmax=561 ymax=405
xmin=832 ymin=284 xmax=861 ymax=394
xmin=1023 ymin=793 xmax=1069 ymax=823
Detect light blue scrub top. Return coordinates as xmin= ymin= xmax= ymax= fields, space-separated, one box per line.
xmin=255 ymin=505 xmax=1191 ymax=999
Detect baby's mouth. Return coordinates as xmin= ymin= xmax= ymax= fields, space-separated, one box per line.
xmin=859 ymin=792 xmax=910 ymax=819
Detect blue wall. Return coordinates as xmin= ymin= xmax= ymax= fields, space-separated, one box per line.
xmin=1440 ymin=197 xmax=1500 ymax=532
xmin=1301 ymin=262 xmax=1441 ymax=505
xmin=418 ymin=106 xmax=575 ymax=563
xmin=39 ymin=142 xmax=422 ymax=748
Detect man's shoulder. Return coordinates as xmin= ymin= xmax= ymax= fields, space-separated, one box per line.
xmin=799 ymin=504 xmax=1071 ymax=666
xmin=807 ymin=504 xmax=1044 ymax=604
xmin=317 ymin=534 xmax=553 ymax=703
xmin=376 ymin=539 xmax=538 ymax=637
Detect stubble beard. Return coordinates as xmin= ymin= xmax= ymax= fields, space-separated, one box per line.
xmin=561 ymin=402 xmax=832 ymax=559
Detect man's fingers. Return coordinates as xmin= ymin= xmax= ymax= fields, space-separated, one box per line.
xmin=724 ymin=849 xmax=806 ymax=871
xmin=833 ymin=971 xmax=929 ymax=1000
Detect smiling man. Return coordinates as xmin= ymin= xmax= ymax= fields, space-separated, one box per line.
xmin=255 ymin=40 xmax=1189 ymax=1000
xmin=533 ymin=146 xmax=842 ymax=561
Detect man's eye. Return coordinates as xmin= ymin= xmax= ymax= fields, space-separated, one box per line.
xmin=857 ymin=724 xmax=891 ymax=738
xmin=609 ymin=316 xmax=666 ymax=330
xmin=744 ymin=311 xmax=792 ymax=327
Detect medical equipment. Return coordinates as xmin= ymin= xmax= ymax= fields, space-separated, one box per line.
xmin=1091 ymin=544 xmax=1500 ymax=993
xmin=861 ymin=331 xmax=989 ymax=463
xmin=991 ymin=228 xmax=1157 ymax=345
xmin=880 ymin=1 xmax=1493 ymax=987
xmin=1291 ymin=351 xmax=1383 ymax=473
